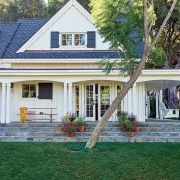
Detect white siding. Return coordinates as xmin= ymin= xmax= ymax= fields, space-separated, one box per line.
xmin=12 ymin=82 xmax=64 ymax=122
xmin=27 ymin=5 xmax=110 ymax=51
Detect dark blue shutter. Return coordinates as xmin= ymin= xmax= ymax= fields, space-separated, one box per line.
xmin=38 ymin=83 xmax=53 ymax=99
xmin=87 ymin=31 xmax=96 ymax=48
xmin=51 ymin=32 xmax=60 ymax=48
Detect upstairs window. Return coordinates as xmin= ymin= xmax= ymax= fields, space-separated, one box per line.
xmin=62 ymin=34 xmax=72 ymax=46
xmin=22 ymin=84 xmax=36 ymax=98
xmin=61 ymin=33 xmax=85 ymax=46
xmin=51 ymin=31 xmax=96 ymax=48
xmin=74 ymin=34 xmax=85 ymax=46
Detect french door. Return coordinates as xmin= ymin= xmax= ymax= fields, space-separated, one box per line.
xmin=85 ymin=84 xmax=111 ymax=121
xmin=85 ymin=84 xmax=95 ymax=121
xmin=98 ymin=85 xmax=111 ymax=120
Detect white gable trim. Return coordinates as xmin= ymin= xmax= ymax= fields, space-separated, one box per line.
xmin=17 ymin=0 xmax=95 ymax=53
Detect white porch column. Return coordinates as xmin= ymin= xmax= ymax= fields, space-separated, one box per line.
xmin=127 ymin=88 xmax=133 ymax=113
xmin=145 ymin=89 xmax=148 ymax=118
xmin=1 ymin=83 xmax=6 ymax=123
xmin=68 ymin=83 xmax=72 ymax=113
xmin=156 ymin=92 xmax=159 ymax=119
xmin=63 ymin=83 xmax=67 ymax=115
xmin=159 ymin=90 xmax=163 ymax=119
xmin=133 ymin=83 xmax=137 ymax=116
xmin=6 ymin=83 xmax=11 ymax=123
xmin=81 ymin=83 xmax=85 ymax=116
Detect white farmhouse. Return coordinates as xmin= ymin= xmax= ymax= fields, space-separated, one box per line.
xmin=0 ymin=0 xmax=179 ymax=123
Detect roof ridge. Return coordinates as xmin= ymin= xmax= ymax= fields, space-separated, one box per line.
xmin=1 ymin=23 xmax=21 ymax=58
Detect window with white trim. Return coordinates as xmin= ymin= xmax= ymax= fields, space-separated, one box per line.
xmin=22 ymin=84 xmax=36 ymax=98
xmin=61 ymin=33 xmax=85 ymax=46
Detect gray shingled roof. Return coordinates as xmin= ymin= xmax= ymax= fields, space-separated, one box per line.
xmin=0 ymin=18 xmax=143 ymax=59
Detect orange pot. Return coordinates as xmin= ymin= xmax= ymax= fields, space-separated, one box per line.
xmin=123 ymin=127 xmax=128 ymax=132
xmin=135 ymin=126 xmax=140 ymax=132
xmin=68 ymin=132 xmax=74 ymax=137
xmin=129 ymin=132 xmax=134 ymax=137
xmin=79 ymin=126 xmax=85 ymax=132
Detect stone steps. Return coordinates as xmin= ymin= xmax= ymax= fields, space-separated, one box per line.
xmin=0 ymin=120 xmax=180 ymax=142
xmin=0 ymin=131 xmax=180 ymax=137
xmin=0 ymin=135 xmax=180 ymax=142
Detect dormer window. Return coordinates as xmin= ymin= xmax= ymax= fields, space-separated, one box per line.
xmin=74 ymin=34 xmax=85 ymax=46
xmin=61 ymin=33 xmax=86 ymax=46
xmin=50 ymin=31 xmax=96 ymax=48
xmin=62 ymin=34 xmax=72 ymax=46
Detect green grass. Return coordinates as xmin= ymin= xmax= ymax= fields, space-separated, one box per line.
xmin=0 ymin=142 xmax=180 ymax=180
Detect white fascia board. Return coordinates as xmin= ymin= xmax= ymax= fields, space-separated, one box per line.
xmin=142 ymin=69 xmax=180 ymax=75
xmin=17 ymin=0 xmax=95 ymax=53
xmin=2 ymin=58 xmax=117 ymax=64
xmin=0 ymin=69 xmax=121 ymax=76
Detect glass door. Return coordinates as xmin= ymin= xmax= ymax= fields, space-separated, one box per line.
xmin=98 ymin=85 xmax=111 ymax=119
xmin=85 ymin=84 xmax=95 ymax=121
xmin=115 ymin=84 xmax=122 ymax=121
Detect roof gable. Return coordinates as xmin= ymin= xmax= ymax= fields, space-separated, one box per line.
xmin=17 ymin=0 xmax=95 ymax=53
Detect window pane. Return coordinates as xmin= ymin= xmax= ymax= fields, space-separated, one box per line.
xmin=67 ymin=34 xmax=72 ymax=46
xmin=22 ymin=84 xmax=36 ymax=98
xmin=80 ymin=34 xmax=85 ymax=45
xmin=22 ymin=84 xmax=29 ymax=91
xmin=30 ymin=84 xmax=36 ymax=91
xmin=22 ymin=91 xmax=29 ymax=98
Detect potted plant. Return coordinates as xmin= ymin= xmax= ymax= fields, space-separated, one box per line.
xmin=75 ymin=116 xmax=87 ymax=132
xmin=133 ymin=121 xmax=140 ymax=132
xmin=68 ymin=112 xmax=76 ymax=125
xmin=66 ymin=126 xmax=76 ymax=137
xmin=120 ymin=120 xmax=128 ymax=132
xmin=127 ymin=113 xmax=137 ymax=123
xmin=117 ymin=111 xmax=128 ymax=132
xmin=126 ymin=121 xmax=135 ymax=137
xmin=61 ymin=115 xmax=70 ymax=132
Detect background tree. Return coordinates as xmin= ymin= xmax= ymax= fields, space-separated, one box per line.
xmin=85 ymin=0 xmax=178 ymax=149
xmin=0 ymin=0 xmax=46 ymax=22
xmin=44 ymin=0 xmax=90 ymax=17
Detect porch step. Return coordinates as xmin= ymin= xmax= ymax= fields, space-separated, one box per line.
xmin=0 ymin=121 xmax=180 ymax=142
xmin=0 ymin=136 xmax=180 ymax=142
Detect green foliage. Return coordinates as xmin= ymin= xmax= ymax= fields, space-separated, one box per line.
xmin=0 ymin=0 xmax=46 ymax=22
xmin=90 ymin=0 xmax=144 ymax=53
xmin=117 ymin=111 xmax=128 ymax=122
xmin=66 ymin=126 xmax=76 ymax=133
xmin=149 ymin=46 xmax=168 ymax=67
xmin=149 ymin=95 xmax=156 ymax=118
xmin=75 ymin=116 xmax=87 ymax=127
xmin=68 ymin=144 xmax=108 ymax=152
xmin=90 ymin=0 xmax=145 ymax=75
xmin=126 ymin=121 xmax=135 ymax=132
xmin=44 ymin=0 xmax=90 ymax=18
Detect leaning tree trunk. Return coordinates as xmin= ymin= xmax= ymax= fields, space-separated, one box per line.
xmin=85 ymin=0 xmax=178 ymax=149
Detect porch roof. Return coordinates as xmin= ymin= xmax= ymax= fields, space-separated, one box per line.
xmin=145 ymin=80 xmax=180 ymax=92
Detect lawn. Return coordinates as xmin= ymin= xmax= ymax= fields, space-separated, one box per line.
xmin=0 ymin=142 xmax=180 ymax=180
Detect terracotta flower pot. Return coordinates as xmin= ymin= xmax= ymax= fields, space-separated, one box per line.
xmin=79 ymin=126 xmax=85 ymax=132
xmin=61 ymin=125 xmax=67 ymax=132
xmin=135 ymin=126 xmax=140 ymax=132
xmin=123 ymin=127 xmax=128 ymax=132
xmin=68 ymin=132 xmax=74 ymax=137
xmin=129 ymin=132 xmax=134 ymax=137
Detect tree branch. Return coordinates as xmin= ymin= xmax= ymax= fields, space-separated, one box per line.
xmin=150 ymin=0 xmax=178 ymax=49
